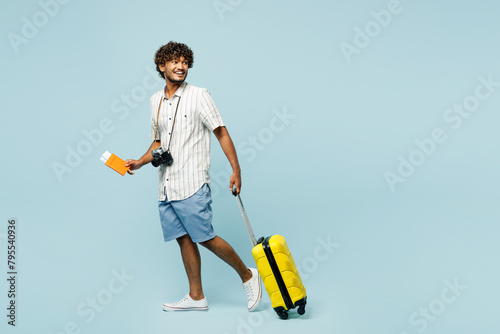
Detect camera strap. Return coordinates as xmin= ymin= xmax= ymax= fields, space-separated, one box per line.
xmin=154 ymin=95 xmax=182 ymax=151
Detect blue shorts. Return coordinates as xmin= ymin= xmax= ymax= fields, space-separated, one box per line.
xmin=158 ymin=183 xmax=216 ymax=243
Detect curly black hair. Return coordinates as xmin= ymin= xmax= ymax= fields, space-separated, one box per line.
xmin=154 ymin=41 xmax=194 ymax=79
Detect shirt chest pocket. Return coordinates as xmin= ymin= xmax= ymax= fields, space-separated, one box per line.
xmin=178 ymin=105 xmax=197 ymax=133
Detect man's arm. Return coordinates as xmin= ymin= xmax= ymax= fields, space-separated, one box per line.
xmin=125 ymin=140 xmax=161 ymax=175
xmin=213 ymin=126 xmax=242 ymax=194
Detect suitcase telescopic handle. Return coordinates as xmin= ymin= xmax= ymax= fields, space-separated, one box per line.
xmin=232 ymin=188 xmax=258 ymax=247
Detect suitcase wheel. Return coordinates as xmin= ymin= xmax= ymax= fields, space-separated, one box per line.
xmin=277 ymin=310 xmax=289 ymax=320
xmin=295 ymin=297 xmax=307 ymax=316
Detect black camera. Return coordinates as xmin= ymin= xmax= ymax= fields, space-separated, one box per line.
xmin=151 ymin=147 xmax=173 ymax=167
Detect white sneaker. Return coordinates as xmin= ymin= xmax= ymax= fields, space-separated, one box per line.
xmin=162 ymin=294 xmax=208 ymax=312
xmin=242 ymin=268 xmax=262 ymax=311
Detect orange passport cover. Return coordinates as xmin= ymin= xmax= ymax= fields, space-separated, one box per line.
xmin=105 ymin=154 xmax=130 ymax=176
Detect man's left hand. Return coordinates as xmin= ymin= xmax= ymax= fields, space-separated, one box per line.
xmin=230 ymin=170 xmax=241 ymax=194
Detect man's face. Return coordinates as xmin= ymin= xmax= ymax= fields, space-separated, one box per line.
xmin=160 ymin=56 xmax=188 ymax=83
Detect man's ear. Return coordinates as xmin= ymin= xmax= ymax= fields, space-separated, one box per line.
xmin=159 ymin=63 xmax=166 ymax=73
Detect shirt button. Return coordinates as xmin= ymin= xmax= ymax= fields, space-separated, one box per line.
xmin=169 ymin=118 xmax=171 ymax=120
xmin=166 ymin=178 xmax=169 ymax=181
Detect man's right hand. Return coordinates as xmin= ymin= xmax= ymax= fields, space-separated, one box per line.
xmin=125 ymin=140 xmax=159 ymax=175
xmin=125 ymin=159 xmax=143 ymax=175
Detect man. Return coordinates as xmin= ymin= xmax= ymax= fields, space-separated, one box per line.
xmin=125 ymin=41 xmax=262 ymax=312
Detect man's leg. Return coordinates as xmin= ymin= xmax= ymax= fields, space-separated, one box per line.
xmin=162 ymin=234 xmax=208 ymax=311
xmin=177 ymin=234 xmax=205 ymax=300
xmin=200 ymin=235 xmax=262 ymax=311
xmin=200 ymin=236 xmax=252 ymax=282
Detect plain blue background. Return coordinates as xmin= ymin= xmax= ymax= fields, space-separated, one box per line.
xmin=1 ymin=0 xmax=500 ymax=333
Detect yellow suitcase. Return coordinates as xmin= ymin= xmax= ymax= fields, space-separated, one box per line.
xmin=233 ymin=191 xmax=307 ymax=319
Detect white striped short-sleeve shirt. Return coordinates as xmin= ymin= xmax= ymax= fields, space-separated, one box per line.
xmin=150 ymin=82 xmax=224 ymax=201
